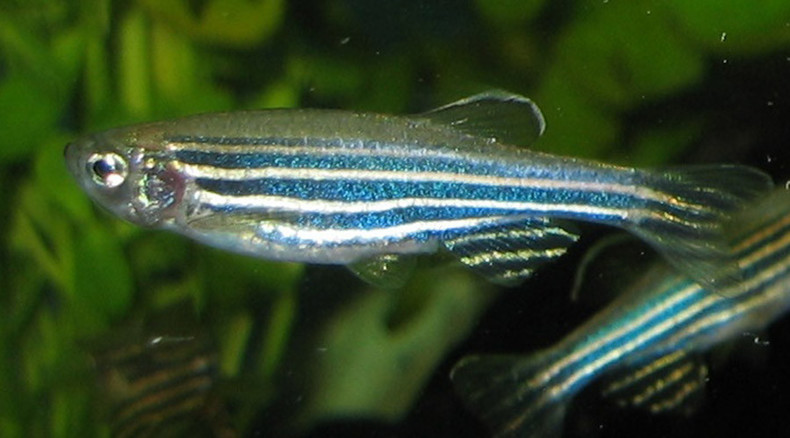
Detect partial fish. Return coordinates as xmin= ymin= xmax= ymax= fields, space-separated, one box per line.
xmin=92 ymin=324 xmax=232 ymax=437
xmin=451 ymin=188 xmax=790 ymax=437
xmin=64 ymin=91 xmax=771 ymax=287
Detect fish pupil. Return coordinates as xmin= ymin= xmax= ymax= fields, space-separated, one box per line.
xmin=92 ymin=159 xmax=113 ymax=177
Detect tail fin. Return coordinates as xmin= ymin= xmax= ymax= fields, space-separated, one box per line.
xmin=450 ymin=353 xmax=568 ymax=438
xmin=724 ymin=188 xmax=790 ymax=248
xmin=632 ymin=165 xmax=772 ymax=292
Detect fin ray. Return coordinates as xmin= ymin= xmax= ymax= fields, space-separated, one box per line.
xmin=602 ymin=351 xmax=708 ymax=415
xmin=443 ymin=218 xmax=579 ymax=286
xmin=421 ymin=91 xmax=546 ymax=147
xmin=632 ymin=165 xmax=773 ymax=292
xmin=348 ymin=254 xmax=416 ymax=290
xmin=451 ymin=353 xmax=567 ymax=438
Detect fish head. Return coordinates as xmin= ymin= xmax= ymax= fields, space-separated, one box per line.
xmin=65 ymin=126 xmax=185 ymax=227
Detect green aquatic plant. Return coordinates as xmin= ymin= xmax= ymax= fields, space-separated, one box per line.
xmin=0 ymin=0 xmax=788 ymax=436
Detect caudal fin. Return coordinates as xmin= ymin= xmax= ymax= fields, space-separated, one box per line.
xmin=633 ymin=165 xmax=772 ymax=291
xmin=451 ymin=353 xmax=569 ymax=438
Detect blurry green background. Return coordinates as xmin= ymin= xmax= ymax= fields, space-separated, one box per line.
xmin=1 ymin=0 xmax=789 ymax=437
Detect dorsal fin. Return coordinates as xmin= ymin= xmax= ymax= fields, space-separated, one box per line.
xmin=420 ymin=91 xmax=546 ymax=147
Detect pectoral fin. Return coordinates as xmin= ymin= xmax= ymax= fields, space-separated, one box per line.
xmin=348 ymin=254 xmax=417 ymax=290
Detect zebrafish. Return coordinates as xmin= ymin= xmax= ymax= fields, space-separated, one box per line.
xmin=64 ymin=91 xmax=770 ymax=287
xmin=451 ymin=188 xmax=790 ymax=438
xmin=92 ymin=317 xmax=231 ymax=438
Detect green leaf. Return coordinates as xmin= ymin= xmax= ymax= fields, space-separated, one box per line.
xmin=218 ymin=312 xmax=254 ymax=377
xmin=300 ymin=267 xmax=494 ymax=425
xmin=553 ymin=3 xmax=703 ymax=108
xmin=667 ymin=0 xmax=790 ymax=52
xmin=71 ymin=226 xmax=133 ymax=333
xmin=118 ymin=6 xmax=151 ymax=116
xmin=11 ymin=183 xmax=73 ymax=292
xmin=474 ymin=0 xmax=545 ymax=27
xmin=140 ymin=0 xmax=285 ymax=47
xmin=51 ymin=27 xmax=86 ymax=91
xmin=622 ymin=120 xmax=703 ymax=167
xmin=259 ymin=289 xmax=297 ymax=378
xmin=22 ymin=310 xmax=60 ymax=393
xmin=0 ymin=75 xmax=60 ymax=160
xmin=35 ymin=137 xmax=93 ymax=224
xmin=288 ymin=54 xmax=365 ymax=102
xmin=533 ymin=74 xmax=620 ymax=158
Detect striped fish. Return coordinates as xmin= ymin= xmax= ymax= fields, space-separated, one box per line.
xmin=64 ymin=91 xmax=771 ymax=287
xmin=451 ymin=188 xmax=790 ymax=438
xmin=92 ymin=328 xmax=230 ymax=438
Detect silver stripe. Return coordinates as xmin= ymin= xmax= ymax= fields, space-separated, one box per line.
xmin=257 ymin=216 xmax=509 ymax=245
xmin=528 ymin=279 xmax=699 ymax=387
xmin=447 ymin=226 xmax=576 ymax=245
xmin=460 ymin=247 xmax=569 ymax=267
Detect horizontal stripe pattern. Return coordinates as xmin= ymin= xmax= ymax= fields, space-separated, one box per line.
xmin=95 ymin=334 xmax=218 ymax=438
xmin=67 ymin=104 xmax=771 ymax=290
xmin=444 ymin=218 xmax=579 ymax=285
xmin=482 ymin=192 xmax=790 ymax=432
xmin=160 ymin=134 xmax=735 ymax=267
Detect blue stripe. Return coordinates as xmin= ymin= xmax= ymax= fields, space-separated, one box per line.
xmin=737 ymin=220 xmax=790 ymax=256
xmin=742 ymin=241 xmax=790 ymax=277
xmin=568 ymin=279 xmax=706 ymax=375
xmin=195 ymin=178 xmax=640 ymax=207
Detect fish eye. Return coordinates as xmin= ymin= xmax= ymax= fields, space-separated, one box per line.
xmin=86 ymin=152 xmax=128 ymax=188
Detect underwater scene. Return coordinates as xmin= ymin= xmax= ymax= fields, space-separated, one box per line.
xmin=2 ymin=1 xmax=790 ymax=437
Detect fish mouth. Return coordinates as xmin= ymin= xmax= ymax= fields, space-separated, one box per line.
xmin=63 ymin=141 xmax=74 ymax=160
xmin=63 ymin=138 xmax=98 ymax=185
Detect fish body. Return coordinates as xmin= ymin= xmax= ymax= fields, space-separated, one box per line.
xmin=451 ymin=189 xmax=790 ymax=437
xmin=65 ymin=92 xmax=770 ymax=286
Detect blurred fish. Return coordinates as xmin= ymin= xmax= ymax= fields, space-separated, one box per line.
xmin=64 ymin=91 xmax=770 ymax=288
xmin=451 ymin=188 xmax=790 ymax=438
xmin=92 ymin=320 xmax=233 ymax=438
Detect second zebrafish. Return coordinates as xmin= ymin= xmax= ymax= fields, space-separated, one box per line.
xmin=452 ymin=188 xmax=790 ymax=437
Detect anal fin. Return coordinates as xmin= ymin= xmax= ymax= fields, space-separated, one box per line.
xmin=443 ymin=218 xmax=579 ymax=286
xmin=602 ymin=350 xmax=708 ymax=415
